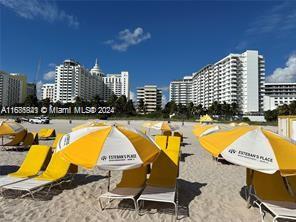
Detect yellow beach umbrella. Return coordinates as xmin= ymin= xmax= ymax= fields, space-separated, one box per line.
xmin=238 ymin=122 xmax=249 ymax=126
xmin=199 ymin=126 xmax=296 ymax=176
xmin=192 ymin=124 xmax=220 ymax=138
xmin=199 ymin=114 xmax=213 ymax=123
xmin=56 ymin=125 xmax=160 ymax=170
xmin=0 ymin=121 xmax=27 ymax=145
xmin=72 ymin=121 xmax=107 ymax=132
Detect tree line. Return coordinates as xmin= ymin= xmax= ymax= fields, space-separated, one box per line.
xmin=264 ymin=101 xmax=296 ymax=121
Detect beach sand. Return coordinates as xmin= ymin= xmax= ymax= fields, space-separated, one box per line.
xmin=0 ymin=119 xmax=277 ymax=222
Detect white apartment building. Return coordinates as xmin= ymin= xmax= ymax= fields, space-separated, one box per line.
xmin=41 ymin=83 xmax=55 ymax=102
xmin=103 ymin=72 xmax=129 ymax=101
xmin=170 ymin=50 xmax=265 ymax=114
xmin=170 ymin=76 xmax=193 ymax=105
xmin=137 ymin=85 xmax=162 ymax=113
xmin=0 ymin=71 xmax=28 ymax=106
xmin=264 ymin=83 xmax=296 ymax=110
xmin=52 ymin=59 xmax=129 ymax=103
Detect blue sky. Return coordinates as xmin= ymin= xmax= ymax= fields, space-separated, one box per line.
xmin=1 ymin=0 xmax=296 ymax=100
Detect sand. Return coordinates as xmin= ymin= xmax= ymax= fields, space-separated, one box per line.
xmin=0 ymin=119 xmax=277 ymax=222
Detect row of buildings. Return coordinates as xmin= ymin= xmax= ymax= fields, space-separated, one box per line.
xmin=0 ymin=71 xmax=36 ymax=106
xmin=41 ymin=59 xmax=129 ymax=103
xmin=170 ymin=50 xmax=296 ymax=114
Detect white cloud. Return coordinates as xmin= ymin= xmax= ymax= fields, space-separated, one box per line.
xmin=36 ymin=80 xmax=43 ymax=100
xmin=105 ymin=27 xmax=151 ymax=52
xmin=267 ymin=54 xmax=296 ymax=83
xmin=0 ymin=0 xmax=79 ymax=28
xmin=130 ymin=91 xmax=135 ymax=101
xmin=43 ymin=70 xmax=55 ymax=81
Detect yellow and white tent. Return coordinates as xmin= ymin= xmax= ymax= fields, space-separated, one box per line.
xmin=143 ymin=121 xmax=172 ymax=131
xmin=56 ymin=125 xmax=160 ymax=170
xmin=199 ymin=126 xmax=296 ymax=176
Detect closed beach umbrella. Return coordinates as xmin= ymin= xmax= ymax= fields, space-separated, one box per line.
xmin=192 ymin=125 xmax=220 ymax=138
xmin=56 ymin=125 xmax=160 ymax=170
xmin=199 ymin=126 xmax=296 ymax=176
xmin=72 ymin=121 xmax=107 ymax=132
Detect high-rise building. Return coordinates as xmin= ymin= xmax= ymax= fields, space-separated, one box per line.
xmin=41 ymin=83 xmax=55 ymax=102
xmin=170 ymin=76 xmax=193 ymax=105
xmin=103 ymin=72 xmax=129 ymax=101
xmin=137 ymin=85 xmax=162 ymax=113
xmin=264 ymin=83 xmax=296 ymax=110
xmin=0 ymin=71 xmax=28 ymax=106
xmin=51 ymin=59 xmax=129 ymax=103
xmin=169 ymin=50 xmax=265 ymax=114
xmin=27 ymin=82 xmax=36 ymax=97
xmin=54 ymin=59 xmax=103 ymax=103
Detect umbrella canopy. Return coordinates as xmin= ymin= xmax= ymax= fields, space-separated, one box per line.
xmin=0 ymin=121 xmax=26 ymax=136
xmin=192 ymin=125 xmax=220 ymax=138
xmin=56 ymin=125 xmax=160 ymax=170
xmin=72 ymin=121 xmax=107 ymax=132
xmin=199 ymin=126 xmax=296 ymax=176
xmin=143 ymin=121 xmax=178 ymax=132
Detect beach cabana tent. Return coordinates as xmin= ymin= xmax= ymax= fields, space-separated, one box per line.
xmin=0 ymin=121 xmax=27 ymax=146
xmin=56 ymin=125 xmax=160 ymax=170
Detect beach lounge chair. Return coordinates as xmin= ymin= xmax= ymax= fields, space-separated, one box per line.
xmin=38 ymin=128 xmax=56 ymax=140
xmin=248 ymin=170 xmax=296 ymax=222
xmin=0 ymin=145 xmax=50 ymax=188
xmin=155 ymin=135 xmax=167 ymax=150
xmin=1 ymin=153 xmax=71 ymax=198
xmin=163 ymin=130 xmax=172 ymax=137
xmin=166 ymin=136 xmax=181 ymax=153
xmin=51 ymin=133 xmax=65 ymax=150
xmin=173 ymin=131 xmax=183 ymax=142
xmin=99 ymin=166 xmax=148 ymax=210
xmin=20 ymin=132 xmax=39 ymax=148
xmin=3 ymin=130 xmax=27 ymax=146
xmin=137 ymin=148 xmax=180 ymax=219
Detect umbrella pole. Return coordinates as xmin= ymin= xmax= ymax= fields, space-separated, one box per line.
xmin=246 ymin=170 xmax=254 ymax=208
xmin=283 ymin=177 xmax=295 ymax=197
xmin=107 ymin=171 xmax=111 ymax=192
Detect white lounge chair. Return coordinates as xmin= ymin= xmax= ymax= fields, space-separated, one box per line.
xmin=252 ymin=195 xmax=296 ymax=222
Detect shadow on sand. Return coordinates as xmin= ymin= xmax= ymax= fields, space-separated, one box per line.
xmin=180 ymin=153 xmax=194 ymax=162
xmin=0 ymin=165 xmax=19 ymax=175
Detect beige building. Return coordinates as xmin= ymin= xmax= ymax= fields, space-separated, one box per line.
xmin=137 ymin=85 xmax=162 ymax=113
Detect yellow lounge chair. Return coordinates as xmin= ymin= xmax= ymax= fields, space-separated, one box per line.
xmin=2 ymin=153 xmax=71 ymax=198
xmin=173 ymin=131 xmax=183 ymax=142
xmin=155 ymin=135 xmax=168 ymax=150
xmin=163 ymin=130 xmax=172 ymax=137
xmin=248 ymin=170 xmax=296 ymax=221
xmin=0 ymin=145 xmax=50 ymax=187
xmin=167 ymin=136 xmax=181 ymax=153
xmin=38 ymin=128 xmax=56 ymax=140
xmin=99 ymin=166 xmax=148 ymax=210
xmin=137 ymin=148 xmax=180 ymax=219
xmin=21 ymin=132 xmax=39 ymax=148
xmin=51 ymin=133 xmax=65 ymax=150
xmin=4 ymin=130 xmax=27 ymax=146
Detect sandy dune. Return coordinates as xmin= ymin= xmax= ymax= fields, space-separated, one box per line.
xmin=0 ymin=119 xmax=276 ymax=222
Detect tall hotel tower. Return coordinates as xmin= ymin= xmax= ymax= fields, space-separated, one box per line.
xmin=169 ymin=50 xmax=265 ymax=114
